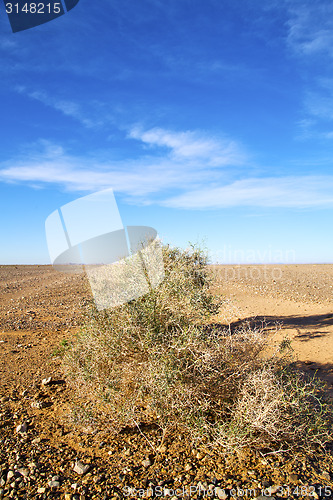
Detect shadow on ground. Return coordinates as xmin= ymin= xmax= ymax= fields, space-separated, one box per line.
xmin=221 ymin=313 xmax=333 ymax=341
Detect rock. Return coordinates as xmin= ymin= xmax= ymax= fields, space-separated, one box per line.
xmin=142 ymin=459 xmax=152 ymax=468
xmin=16 ymin=422 xmax=28 ymax=433
xmin=31 ymin=401 xmax=47 ymax=409
xmin=73 ymin=461 xmax=90 ymax=475
xmin=288 ymin=473 xmax=299 ymax=483
xmin=184 ymin=463 xmax=192 ymax=472
xmin=16 ymin=468 xmax=29 ymax=477
xmin=215 ymin=487 xmax=228 ymax=500
xmin=48 ymin=480 xmax=60 ymax=488
xmin=64 ymin=494 xmax=72 ymax=500
xmin=7 ymin=471 xmax=14 ymax=481
xmin=37 ymin=487 xmax=46 ymax=493
xmin=27 ymin=462 xmax=39 ymax=469
xmin=158 ymin=445 xmax=167 ymax=453
xmin=42 ymin=377 xmax=52 ymax=386
xmin=322 ymin=471 xmax=331 ymax=481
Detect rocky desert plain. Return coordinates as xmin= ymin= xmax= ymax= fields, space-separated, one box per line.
xmin=1 ymin=263 xmax=333 ymax=499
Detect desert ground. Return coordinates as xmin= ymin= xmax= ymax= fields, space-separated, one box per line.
xmin=1 ymin=264 xmax=333 ymax=499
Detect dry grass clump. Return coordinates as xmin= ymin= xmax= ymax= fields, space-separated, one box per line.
xmin=63 ymin=243 xmax=332 ymax=453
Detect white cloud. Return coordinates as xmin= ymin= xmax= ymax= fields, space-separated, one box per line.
xmin=163 ymin=176 xmax=333 ymax=209
xmin=286 ymin=2 xmax=333 ymax=58
xmin=129 ymin=127 xmax=246 ymax=167
xmin=1 ymin=131 xmax=332 ymax=210
xmin=0 ymin=134 xmax=218 ymax=196
xmin=15 ymin=86 xmax=99 ymax=128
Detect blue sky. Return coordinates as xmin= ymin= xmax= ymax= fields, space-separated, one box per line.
xmin=1 ymin=0 xmax=333 ymax=264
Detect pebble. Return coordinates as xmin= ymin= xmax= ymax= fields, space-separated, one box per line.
xmin=73 ymin=461 xmax=90 ymax=475
xmin=142 ymin=459 xmax=152 ymax=468
xmin=42 ymin=377 xmax=52 ymax=386
xmin=48 ymin=480 xmax=60 ymax=488
xmin=17 ymin=468 xmax=29 ymax=477
xmin=15 ymin=422 xmax=28 ymax=433
xmin=7 ymin=471 xmax=14 ymax=481
xmin=31 ymin=401 xmax=47 ymax=409
xmin=322 ymin=471 xmax=331 ymax=481
xmin=215 ymin=487 xmax=228 ymax=500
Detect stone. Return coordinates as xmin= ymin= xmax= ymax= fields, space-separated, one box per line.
xmin=7 ymin=471 xmax=14 ymax=481
xmin=15 ymin=422 xmax=28 ymax=433
xmin=142 ymin=459 xmax=152 ymax=468
xmin=31 ymin=401 xmax=46 ymax=409
xmin=288 ymin=473 xmax=299 ymax=483
xmin=73 ymin=461 xmax=90 ymax=475
xmin=215 ymin=487 xmax=228 ymax=500
xmin=16 ymin=468 xmax=29 ymax=477
xmin=322 ymin=471 xmax=331 ymax=481
xmin=42 ymin=377 xmax=52 ymax=386
xmin=64 ymin=494 xmax=72 ymax=500
xmin=37 ymin=487 xmax=46 ymax=493
xmin=48 ymin=480 xmax=60 ymax=488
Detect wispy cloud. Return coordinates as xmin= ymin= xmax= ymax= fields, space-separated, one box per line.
xmin=286 ymin=2 xmax=333 ymax=58
xmin=1 ymin=131 xmax=332 ymax=210
xmin=305 ymin=79 xmax=333 ymax=122
xmin=129 ymin=127 xmax=246 ymax=166
xmin=285 ymin=2 xmax=333 ymax=139
xmin=163 ymin=176 xmax=333 ymax=209
xmin=1 ymin=129 xmax=241 ymax=196
xmin=15 ymin=86 xmax=101 ymax=128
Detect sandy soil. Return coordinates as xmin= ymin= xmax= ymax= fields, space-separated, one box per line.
xmin=1 ymin=264 xmax=333 ymax=499
xmin=211 ymin=264 xmax=333 ymax=397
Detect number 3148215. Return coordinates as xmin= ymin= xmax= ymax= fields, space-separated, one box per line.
xmin=5 ymin=3 xmax=62 ymax=14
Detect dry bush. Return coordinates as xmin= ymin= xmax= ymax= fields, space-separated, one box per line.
xmin=63 ymin=243 xmax=332 ymax=453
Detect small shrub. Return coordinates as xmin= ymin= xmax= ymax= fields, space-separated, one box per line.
xmin=63 ymin=242 xmax=332 ymax=453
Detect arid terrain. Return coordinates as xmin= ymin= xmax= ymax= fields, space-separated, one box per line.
xmin=1 ymin=264 xmax=333 ymax=499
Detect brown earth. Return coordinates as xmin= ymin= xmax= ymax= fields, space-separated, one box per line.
xmin=1 ymin=264 xmax=333 ymax=499
xmin=211 ymin=264 xmax=333 ymax=397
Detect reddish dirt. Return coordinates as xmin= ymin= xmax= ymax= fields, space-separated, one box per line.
xmin=1 ymin=264 xmax=333 ymax=499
